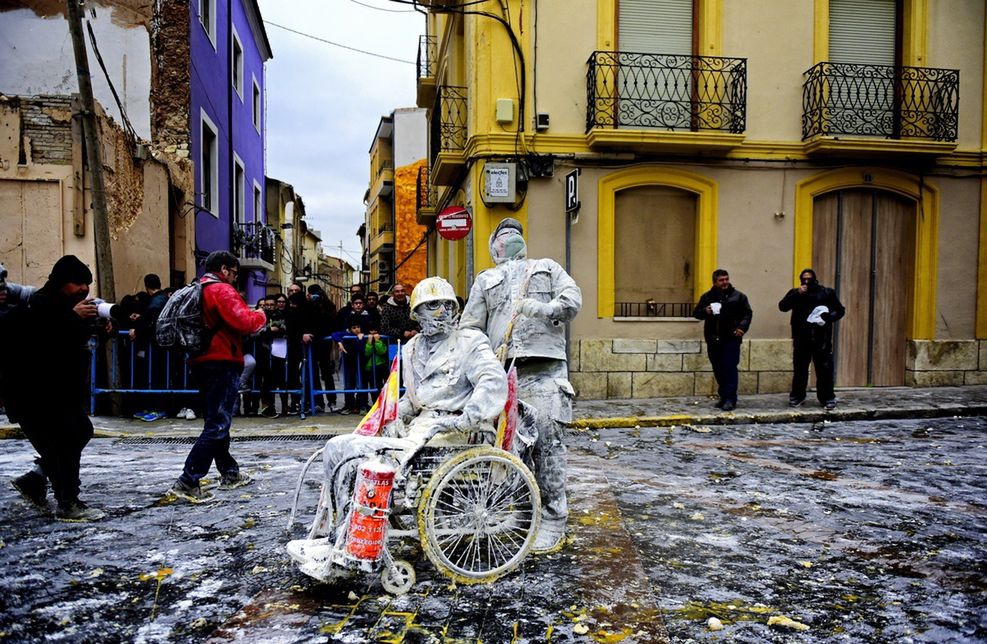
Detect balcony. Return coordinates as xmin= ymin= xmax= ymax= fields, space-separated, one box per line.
xmin=430 ymin=85 xmax=467 ymax=185
xmin=371 ymin=160 xmax=394 ymax=202
xmin=802 ymin=62 xmax=959 ymax=156
xmin=416 ymin=164 xmax=439 ymax=225
xmin=370 ymin=227 xmax=394 ymax=255
xmin=416 ymin=35 xmax=437 ymax=108
xmin=233 ymin=222 xmax=275 ymax=271
xmin=586 ymin=51 xmax=746 ymax=153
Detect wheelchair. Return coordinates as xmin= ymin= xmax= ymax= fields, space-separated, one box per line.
xmin=286 ymin=408 xmax=541 ymax=595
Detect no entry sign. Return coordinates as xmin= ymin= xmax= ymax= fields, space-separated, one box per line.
xmin=436 ymin=206 xmax=472 ymax=241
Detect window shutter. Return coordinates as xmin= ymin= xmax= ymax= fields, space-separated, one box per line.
xmin=829 ymin=0 xmax=896 ymax=65
xmin=618 ymin=0 xmax=693 ymax=56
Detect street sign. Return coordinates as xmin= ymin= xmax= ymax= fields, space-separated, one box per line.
xmin=565 ymin=168 xmax=580 ymax=213
xmin=436 ymin=206 xmax=473 ymax=241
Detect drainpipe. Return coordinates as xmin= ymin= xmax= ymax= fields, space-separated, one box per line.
xmin=226 ymin=0 xmax=235 ymax=261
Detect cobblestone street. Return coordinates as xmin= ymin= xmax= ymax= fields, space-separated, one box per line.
xmin=0 ymin=415 xmax=984 ymax=642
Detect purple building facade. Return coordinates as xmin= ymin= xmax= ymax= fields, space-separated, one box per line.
xmin=190 ymin=0 xmax=272 ymax=304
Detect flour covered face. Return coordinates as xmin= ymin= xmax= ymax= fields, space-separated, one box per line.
xmin=408 ymin=277 xmax=461 ymax=337
xmin=414 ymin=300 xmax=456 ymax=336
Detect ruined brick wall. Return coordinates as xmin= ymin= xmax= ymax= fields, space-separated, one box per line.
xmin=17 ymin=95 xmax=75 ymax=165
xmin=150 ymin=0 xmax=190 ymax=151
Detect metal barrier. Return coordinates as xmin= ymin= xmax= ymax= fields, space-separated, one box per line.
xmin=306 ymin=334 xmax=400 ymax=416
xmin=88 ymin=332 xmax=404 ymax=419
xmin=90 ymin=331 xmax=307 ymax=418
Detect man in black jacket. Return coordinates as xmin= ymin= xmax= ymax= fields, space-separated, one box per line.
xmin=778 ymin=268 xmax=846 ymax=409
xmin=2 ymin=255 xmax=105 ymax=521
xmin=693 ymin=269 xmax=753 ymax=412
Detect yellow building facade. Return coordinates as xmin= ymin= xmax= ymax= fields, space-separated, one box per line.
xmin=366 ymin=109 xmax=429 ymax=295
xmin=416 ymin=0 xmax=987 ymax=398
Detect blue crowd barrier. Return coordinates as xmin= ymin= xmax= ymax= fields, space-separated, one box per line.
xmin=88 ymin=332 xmax=404 ymax=419
xmin=306 ymin=334 xmax=401 ymax=415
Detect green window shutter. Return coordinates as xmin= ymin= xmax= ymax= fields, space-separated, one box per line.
xmin=829 ymin=0 xmax=897 ymax=65
xmin=618 ymin=0 xmax=693 ymax=55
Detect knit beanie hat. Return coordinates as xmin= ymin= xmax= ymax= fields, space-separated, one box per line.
xmin=48 ymin=255 xmax=93 ymax=286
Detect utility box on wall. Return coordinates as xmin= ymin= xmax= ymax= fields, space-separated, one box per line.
xmin=483 ymin=162 xmax=516 ymax=204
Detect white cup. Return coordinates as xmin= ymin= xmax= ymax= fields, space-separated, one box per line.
xmin=710 ymin=302 xmax=722 ymax=315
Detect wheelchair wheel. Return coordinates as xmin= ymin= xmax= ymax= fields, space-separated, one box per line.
xmin=418 ymin=446 xmax=541 ymax=584
xmin=381 ymin=559 xmax=415 ymax=595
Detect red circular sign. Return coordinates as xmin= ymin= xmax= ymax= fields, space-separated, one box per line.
xmin=436 ymin=206 xmax=473 ymax=241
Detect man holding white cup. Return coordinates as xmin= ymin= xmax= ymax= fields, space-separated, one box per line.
xmin=693 ymin=269 xmax=753 ymax=411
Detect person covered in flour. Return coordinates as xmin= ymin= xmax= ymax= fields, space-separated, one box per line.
xmin=459 ymin=217 xmax=582 ymax=553
xmin=286 ymin=277 xmax=507 ymax=577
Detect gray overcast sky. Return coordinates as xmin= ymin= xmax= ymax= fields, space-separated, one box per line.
xmin=256 ymin=0 xmax=423 ymax=267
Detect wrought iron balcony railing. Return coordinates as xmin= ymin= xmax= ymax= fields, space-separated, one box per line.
xmin=430 ymin=85 xmax=467 ymax=163
xmin=802 ymin=62 xmax=959 ymax=141
xmin=233 ymin=222 xmax=275 ymax=265
xmin=418 ymin=35 xmax=436 ymax=81
xmin=587 ymin=51 xmax=747 ymax=133
xmin=416 ymin=164 xmax=437 ymax=213
xmin=616 ymin=301 xmax=694 ymax=318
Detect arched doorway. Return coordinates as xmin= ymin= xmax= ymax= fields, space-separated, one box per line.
xmin=812 ymin=188 xmax=917 ymax=386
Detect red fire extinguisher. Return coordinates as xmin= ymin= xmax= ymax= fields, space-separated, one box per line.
xmin=344 ymin=459 xmax=396 ymax=562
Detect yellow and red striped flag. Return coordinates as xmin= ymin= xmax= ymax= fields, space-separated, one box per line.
xmin=355 ymin=353 xmax=401 ymax=437
xmin=495 ymin=365 xmax=518 ymax=451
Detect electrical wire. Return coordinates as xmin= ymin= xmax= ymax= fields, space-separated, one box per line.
xmin=264 ymin=20 xmax=415 ymax=65
xmin=348 ymin=0 xmax=417 ymax=12
xmin=85 ymin=17 xmax=137 ymax=141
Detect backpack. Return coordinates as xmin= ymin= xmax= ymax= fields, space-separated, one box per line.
xmin=155 ymin=276 xmax=220 ymax=355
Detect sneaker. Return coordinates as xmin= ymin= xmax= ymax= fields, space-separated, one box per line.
xmin=132 ymin=410 xmax=149 ymax=420
xmin=721 ymin=401 xmax=736 ymax=412
xmin=824 ymin=400 xmax=837 ymax=411
xmin=287 ymin=404 xmax=300 ymax=415
xmin=183 ymin=408 xmax=197 ymax=420
xmin=168 ymin=479 xmax=215 ymax=504
xmin=788 ymin=397 xmax=805 ymax=408
xmin=10 ymin=471 xmax=47 ymax=507
xmin=219 ymin=472 xmax=252 ymax=490
xmin=55 ymin=500 xmax=105 ymax=522
xmin=141 ymin=411 xmax=167 ymax=422
xmin=286 ymin=537 xmax=333 ymax=566
xmin=713 ymin=399 xmax=725 ymax=409
xmin=339 ymin=408 xmax=352 ymax=415
xmin=259 ymin=406 xmax=279 ymax=419
xmin=176 ymin=408 xmax=191 ymax=419
xmin=314 ymin=405 xmax=325 ymax=414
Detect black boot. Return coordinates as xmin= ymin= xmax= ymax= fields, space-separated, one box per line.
xmin=10 ymin=467 xmax=47 ymax=508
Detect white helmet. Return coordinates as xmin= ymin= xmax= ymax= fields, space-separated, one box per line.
xmin=409 ymin=277 xmax=458 ymax=320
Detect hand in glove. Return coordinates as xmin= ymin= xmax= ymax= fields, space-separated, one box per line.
xmin=431 ymin=414 xmax=470 ymax=435
xmin=518 ymin=298 xmax=558 ymax=320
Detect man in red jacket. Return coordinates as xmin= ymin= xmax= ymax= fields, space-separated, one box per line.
xmin=170 ymin=251 xmax=266 ymax=503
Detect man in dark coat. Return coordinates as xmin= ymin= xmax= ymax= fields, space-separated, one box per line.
xmin=778 ymin=268 xmax=846 ymax=409
xmin=2 ymin=255 xmax=105 ymax=521
xmin=693 ymin=269 xmax=753 ymax=412
xmin=379 ymin=282 xmax=414 ymax=342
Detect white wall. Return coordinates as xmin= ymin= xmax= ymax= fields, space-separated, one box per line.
xmin=392 ymin=107 xmax=427 ymax=168
xmin=0 ymin=5 xmax=152 ymax=139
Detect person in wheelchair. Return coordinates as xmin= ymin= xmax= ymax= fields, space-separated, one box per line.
xmin=287 ymin=277 xmax=508 ymax=577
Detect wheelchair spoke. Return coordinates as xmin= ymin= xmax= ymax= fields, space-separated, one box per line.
xmin=422 ymin=449 xmax=541 ymax=581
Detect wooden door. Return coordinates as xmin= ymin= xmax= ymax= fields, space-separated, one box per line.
xmin=812 ymin=189 xmax=915 ymax=386
xmin=0 ymin=179 xmax=65 ymax=286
